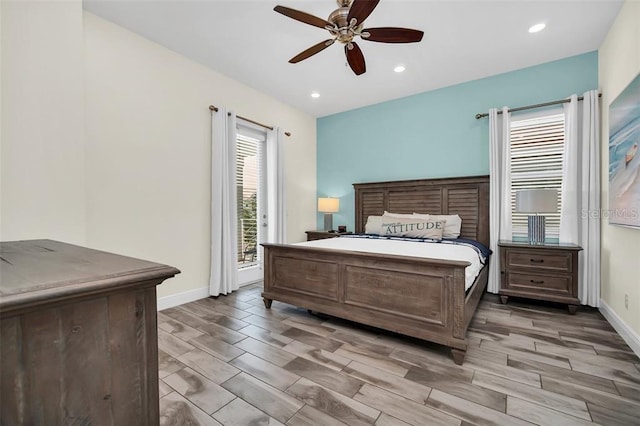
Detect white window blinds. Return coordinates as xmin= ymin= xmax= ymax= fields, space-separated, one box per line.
xmin=510 ymin=112 xmax=565 ymax=239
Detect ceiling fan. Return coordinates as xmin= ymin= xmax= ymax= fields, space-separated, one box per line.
xmin=274 ymin=0 xmax=424 ymax=75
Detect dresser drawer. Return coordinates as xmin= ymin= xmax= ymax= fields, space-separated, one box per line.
xmin=505 ymin=250 xmax=572 ymax=272
xmin=503 ymin=271 xmax=572 ymax=295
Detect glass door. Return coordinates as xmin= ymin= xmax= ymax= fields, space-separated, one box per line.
xmin=236 ymin=123 xmax=267 ymax=286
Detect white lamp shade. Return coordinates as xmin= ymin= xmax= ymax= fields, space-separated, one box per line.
xmin=317 ymin=197 xmax=339 ymax=213
xmin=515 ymin=189 xmax=558 ymax=213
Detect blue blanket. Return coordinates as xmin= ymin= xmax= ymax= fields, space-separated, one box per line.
xmin=340 ymin=234 xmax=492 ymax=265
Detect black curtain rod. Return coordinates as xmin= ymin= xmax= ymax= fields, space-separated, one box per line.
xmin=475 ymin=93 xmax=602 ymax=120
xmin=209 ymin=105 xmax=291 ymax=137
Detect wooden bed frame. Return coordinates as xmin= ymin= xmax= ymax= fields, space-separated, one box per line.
xmin=262 ymin=175 xmax=490 ymax=364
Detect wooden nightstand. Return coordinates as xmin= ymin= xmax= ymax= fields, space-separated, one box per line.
xmin=498 ymin=240 xmax=582 ymax=314
xmin=305 ymin=231 xmax=352 ymax=241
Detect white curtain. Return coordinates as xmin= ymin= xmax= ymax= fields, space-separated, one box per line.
xmin=560 ymin=90 xmax=600 ymax=306
xmin=209 ymin=108 xmax=239 ymax=296
xmin=266 ymin=127 xmax=287 ymax=244
xmin=488 ymin=107 xmax=512 ymax=293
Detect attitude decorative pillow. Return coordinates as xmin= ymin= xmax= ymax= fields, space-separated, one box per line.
xmin=380 ymin=217 xmax=446 ymax=239
xmin=414 ymin=213 xmax=461 ymax=238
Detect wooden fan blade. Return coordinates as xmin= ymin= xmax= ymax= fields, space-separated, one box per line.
xmin=345 ymin=42 xmax=366 ymax=75
xmin=289 ymin=39 xmax=335 ymax=63
xmin=362 ymin=27 xmax=424 ymax=43
xmin=347 ymin=0 xmax=380 ymax=26
xmin=274 ymin=5 xmax=332 ymax=29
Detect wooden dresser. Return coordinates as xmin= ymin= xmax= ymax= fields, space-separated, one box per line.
xmin=498 ymin=240 xmax=582 ymax=314
xmin=0 ymin=239 xmax=180 ymax=425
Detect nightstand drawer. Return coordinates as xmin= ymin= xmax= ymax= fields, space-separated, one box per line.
xmin=504 ymin=272 xmax=572 ymax=295
xmin=498 ymin=241 xmax=582 ymax=313
xmin=505 ymin=250 xmax=572 ymax=272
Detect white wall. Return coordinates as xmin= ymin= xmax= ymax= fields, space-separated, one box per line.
xmin=1 ymin=0 xmax=86 ymax=244
xmin=83 ymin=13 xmax=317 ymax=299
xmin=599 ymin=1 xmax=640 ymax=341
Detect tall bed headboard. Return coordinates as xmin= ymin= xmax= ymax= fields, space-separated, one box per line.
xmin=353 ymin=175 xmax=490 ymax=247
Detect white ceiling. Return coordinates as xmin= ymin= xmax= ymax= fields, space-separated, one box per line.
xmin=83 ymin=0 xmax=623 ymax=118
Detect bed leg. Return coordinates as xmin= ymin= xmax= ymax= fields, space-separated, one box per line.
xmin=451 ymin=348 xmax=466 ymax=365
xmin=568 ymin=304 xmax=578 ymax=315
xmin=263 ymin=298 xmax=272 ymax=309
xmin=500 ymin=295 xmax=509 ymax=304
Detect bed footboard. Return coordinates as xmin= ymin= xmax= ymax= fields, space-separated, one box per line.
xmin=262 ymin=243 xmax=483 ymax=363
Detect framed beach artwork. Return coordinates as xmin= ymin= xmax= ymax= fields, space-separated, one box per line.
xmin=609 ymin=72 xmax=640 ymax=228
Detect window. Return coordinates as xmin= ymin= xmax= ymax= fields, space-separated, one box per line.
xmin=236 ymin=122 xmax=267 ymax=284
xmin=510 ymin=111 xmax=564 ymax=239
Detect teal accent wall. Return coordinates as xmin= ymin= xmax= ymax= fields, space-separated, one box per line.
xmin=317 ymin=51 xmax=598 ymax=231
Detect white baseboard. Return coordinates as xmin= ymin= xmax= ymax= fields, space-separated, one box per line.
xmin=157 ymin=286 xmax=209 ymax=311
xmin=599 ymin=299 xmax=640 ymax=358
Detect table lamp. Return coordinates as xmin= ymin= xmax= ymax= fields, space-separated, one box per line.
xmin=515 ymin=189 xmax=558 ymax=244
xmin=318 ymin=197 xmax=339 ymax=232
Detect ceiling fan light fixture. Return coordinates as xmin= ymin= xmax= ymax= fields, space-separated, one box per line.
xmin=528 ymin=23 xmax=546 ymax=33
xmin=311 ymin=91 xmax=320 ymax=98
xmin=394 ymin=65 xmax=406 ymax=73
xmin=275 ymin=0 xmax=423 ymax=75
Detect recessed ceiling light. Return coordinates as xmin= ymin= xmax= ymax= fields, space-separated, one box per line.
xmin=311 ymin=92 xmax=320 ymax=98
xmin=528 ymin=23 xmax=546 ymax=33
xmin=394 ymin=65 xmax=406 ymax=73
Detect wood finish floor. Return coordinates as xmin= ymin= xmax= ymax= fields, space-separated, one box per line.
xmin=158 ymin=284 xmax=640 ymax=425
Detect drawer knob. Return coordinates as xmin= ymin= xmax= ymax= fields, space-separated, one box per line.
xmin=530 ymin=259 xmax=544 ymax=263
xmin=530 ymin=279 xmax=544 ymax=284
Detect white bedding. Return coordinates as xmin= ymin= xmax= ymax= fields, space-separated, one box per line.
xmin=295 ymin=237 xmax=484 ymax=291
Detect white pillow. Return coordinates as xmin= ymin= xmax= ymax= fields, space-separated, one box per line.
xmin=383 ymin=211 xmax=416 ymax=219
xmin=365 ymin=215 xmax=384 ymax=234
xmin=414 ymin=213 xmax=461 ymax=238
xmin=380 ymin=217 xmax=445 ymax=240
